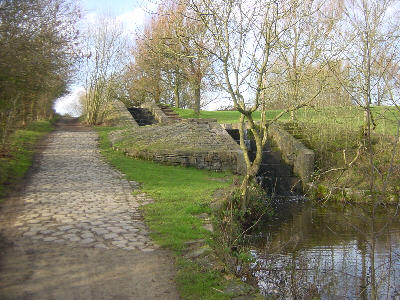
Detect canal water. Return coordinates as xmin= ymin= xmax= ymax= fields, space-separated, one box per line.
xmin=245 ymin=199 xmax=400 ymax=299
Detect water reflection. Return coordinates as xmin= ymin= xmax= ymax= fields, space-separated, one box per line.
xmin=246 ymin=201 xmax=400 ymax=299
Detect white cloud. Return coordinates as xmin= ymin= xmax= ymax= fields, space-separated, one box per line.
xmin=85 ymin=11 xmax=98 ymax=26
xmin=81 ymin=2 xmax=158 ymax=39
xmin=117 ymin=7 xmax=146 ymax=34
xmin=117 ymin=2 xmax=158 ymax=34
xmin=83 ymin=1 xmax=158 ymax=35
xmin=53 ymin=86 xmax=85 ymax=117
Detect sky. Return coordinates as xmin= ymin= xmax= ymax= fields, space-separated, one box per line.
xmin=53 ymin=0 xmax=233 ymax=115
xmin=54 ymin=0 xmax=155 ymax=116
xmin=84 ymin=0 xmax=143 ymax=15
xmin=83 ymin=0 xmax=157 ymax=34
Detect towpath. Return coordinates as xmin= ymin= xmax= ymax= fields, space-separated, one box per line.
xmin=0 ymin=118 xmax=179 ymax=300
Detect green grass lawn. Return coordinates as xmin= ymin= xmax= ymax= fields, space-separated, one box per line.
xmin=173 ymin=105 xmax=399 ymax=135
xmin=96 ymin=126 xmax=240 ymax=299
xmin=173 ymin=107 xmax=283 ymax=124
xmin=0 ymin=120 xmax=54 ymax=199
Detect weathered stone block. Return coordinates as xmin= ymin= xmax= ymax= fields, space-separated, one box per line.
xmin=268 ymin=124 xmax=314 ymax=182
xmin=107 ymin=100 xmax=139 ymax=127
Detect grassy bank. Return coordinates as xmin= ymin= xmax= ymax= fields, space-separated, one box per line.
xmin=0 ymin=120 xmax=54 ymax=199
xmin=173 ymin=106 xmax=399 ymax=135
xmin=96 ymin=126 xmax=251 ymax=299
xmin=173 ymin=105 xmax=399 ymax=199
xmin=280 ymin=107 xmax=399 ymax=194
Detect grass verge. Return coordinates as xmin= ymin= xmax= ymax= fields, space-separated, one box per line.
xmin=0 ymin=120 xmax=54 ymax=199
xmin=173 ymin=107 xmax=283 ymax=124
xmin=96 ymin=126 xmax=245 ymax=299
xmin=173 ymin=106 xmax=399 ymax=135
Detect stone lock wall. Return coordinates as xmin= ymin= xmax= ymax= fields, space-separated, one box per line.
xmin=107 ymin=100 xmax=314 ymax=179
xmin=108 ymin=101 xmax=246 ymax=174
xmin=119 ymin=147 xmax=245 ymax=174
xmin=221 ymin=122 xmax=315 ymax=183
xmin=105 ymin=100 xmax=139 ymax=127
xmin=141 ymin=102 xmax=176 ymax=124
xmin=268 ymin=124 xmax=314 ymax=182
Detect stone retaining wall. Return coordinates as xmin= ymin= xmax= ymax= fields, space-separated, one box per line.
xmin=221 ymin=122 xmax=314 ymax=182
xmin=141 ymin=102 xmax=175 ymax=124
xmin=105 ymin=100 xmax=139 ymax=127
xmin=268 ymin=124 xmax=314 ymax=182
xmin=117 ymin=147 xmax=245 ymax=174
xmin=108 ymin=101 xmax=246 ymax=174
xmin=107 ymin=101 xmax=313 ymax=179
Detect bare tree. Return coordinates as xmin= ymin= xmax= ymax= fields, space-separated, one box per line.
xmin=326 ymin=2 xmax=400 ymax=298
xmin=335 ymin=0 xmax=400 ymax=121
xmin=128 ymin=2 xmax=211 ymax=113
xmin=187 ymin=0 xmax=326 ymax=209
xmin=81 ymin=16 xmax=130 ymax=125
xmin=163 ymin=2 xmax=211 ymax=114
xmin=274 ymin=0 xmax=339 ymax=119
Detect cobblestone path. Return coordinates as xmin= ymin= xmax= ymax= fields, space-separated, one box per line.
xmin=0 ymin=119 xmax=179 ymax=300
xmin=13 ymin=124 xmax=155 ymax=251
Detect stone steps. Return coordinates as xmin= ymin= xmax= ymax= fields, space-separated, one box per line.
xmin=159 ymin=105 xmax=181 ymax=121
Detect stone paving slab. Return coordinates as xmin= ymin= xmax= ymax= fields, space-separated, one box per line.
xmin=11 ymin=126 xmax=156 ymax=252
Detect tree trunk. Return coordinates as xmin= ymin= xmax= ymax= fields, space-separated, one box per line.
xmin=370 ymin=234 xmax=377 ymax=300
xmin=238 ymin=113 xmax=264 ymax=211
xmin=30 ymin=100 xmax=35 ymax=122
xmin=359 ymin=240 xmax=367 ymax=300
xmin=193 ymin=83 xmax=200 ymax=115
xmin=290 ymin=110 xmax=296 ymax=121
xmin=174 ymin=76 xmax=180 ymax=108
xmin=155 ymin=85 xmax=161 ymax=104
